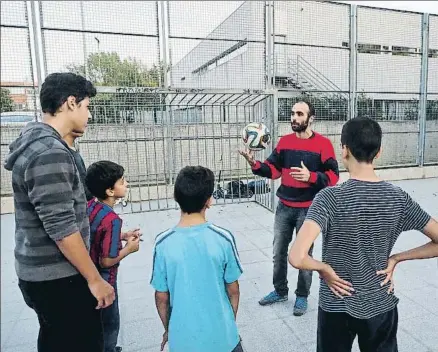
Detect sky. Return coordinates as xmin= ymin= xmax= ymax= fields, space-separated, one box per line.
xmin=1 ymin=1 xmax=437 ymax=84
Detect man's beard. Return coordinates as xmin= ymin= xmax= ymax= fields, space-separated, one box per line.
xmin=291 ymin=116 xmax=310 ymax=132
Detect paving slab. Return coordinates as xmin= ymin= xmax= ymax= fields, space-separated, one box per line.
xmin=1 ymin=178 xmax=437 ymax=352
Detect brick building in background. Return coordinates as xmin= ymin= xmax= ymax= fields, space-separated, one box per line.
xmin=1 ymin=82 xmax=38 ymax=111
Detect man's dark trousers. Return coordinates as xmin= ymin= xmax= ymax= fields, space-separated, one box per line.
xmin=273 ymin=201 xmax=314 ymax=297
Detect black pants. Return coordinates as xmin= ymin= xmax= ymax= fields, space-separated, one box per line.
xmin=232 ymin=341 xmax=244 ymax=352
xmin=273 ymin=202 xmax=313 ymax=297
xmin=19 ymin=274 xmax=104 ymax=352
xmin=102 ymin=284 xmax=120 ymax=352
xmin=317 ymin=307 xmax=398 ymax=352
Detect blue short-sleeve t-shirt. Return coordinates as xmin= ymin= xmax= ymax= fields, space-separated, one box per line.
xmin=150 ymin=222 xmax=242 ymax=352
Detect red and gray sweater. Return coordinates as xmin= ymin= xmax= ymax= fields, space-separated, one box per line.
xmin=252 ymin=132 xmax=339 ymax=208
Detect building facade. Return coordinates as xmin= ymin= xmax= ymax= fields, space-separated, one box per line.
xmin=170 ymin=1 xmax=438 ymax=121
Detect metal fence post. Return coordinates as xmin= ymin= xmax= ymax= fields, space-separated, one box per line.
xmin=265 ymin=1 xmax=277 ymax=212
xmin=158 ymin=1 xmax=170 ymax=88
xmin=349 ymin=4 xmax=357 ymax=120
xmin=29 ymin=1 xmax=45 ymax=93
xmin=270 ymin=91 xmax=278 ymax=212
xmin=79 ymin=1 xmax=89 ymax=79
xmin=157 ymin=1 xmax=173 ymax=184
xmin=265 ymin=1 xmax=274 ymax=89
xmin=418 ymin=13 xmax=429 ymax=167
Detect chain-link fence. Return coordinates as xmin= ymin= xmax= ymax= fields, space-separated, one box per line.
xmin=426 ymin=15 xmax=438 ymax=164
xmin=1 ymin=1 xmax=38 ymax=196
xmin=39 ymin=1 xmax=161 ymax=85
xmin=273 ymin=1 xmax=350 ymax=169
xmin=1 ymin=1 xmax=437 ymax=212
xmin=168 ymin=1 xmax=266 ymax=90
xmin=356 ymin=6 xmax=424 ymax=167
xmin=78 ymin=88 xmax=274 ymax=212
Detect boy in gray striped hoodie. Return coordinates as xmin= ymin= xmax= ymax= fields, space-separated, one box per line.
xmin=4 ymin=72 xmax=115 ymax=352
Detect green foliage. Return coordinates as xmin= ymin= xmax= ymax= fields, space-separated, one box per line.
xmin=279 ymin=92 xmax=438 ymax=122
xmin=426 ymin=99 xmax=438 ymax=120
xmin=67 ymin=53 xmax=438 ymax=124
xmin=279 ymin=93 xmax=349 ymax=121
xmin=0 ymin=88 xmax=14 ymax=113
xmin=356 ymin=92 xmax=378 ymax=119
xmin=67 ymin=52 xmax=163 ymax=87
xmin=68 ymin=52 xmax=165 ymax=124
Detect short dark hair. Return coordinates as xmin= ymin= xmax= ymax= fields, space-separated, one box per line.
xmin=341 ymin=117 xmax=382 ymax=163
xmin=85 ymin=161 xmax=124 ymax=199
xmin=40 ymin=72 xmax=97 ymax=115
xmin=174 ymin=166 xmax=215 ymax=214
xmin=294 ymin=100 xmax=316 ymax=118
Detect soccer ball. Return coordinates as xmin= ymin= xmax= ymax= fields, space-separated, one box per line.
xmin=241 ymin=122 xmax=271 ymax=151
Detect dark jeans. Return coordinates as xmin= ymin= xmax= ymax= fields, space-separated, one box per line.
xmin=273 ymin=201 xmax=313 ymax=297
xmin=232 ymin=341 xmax=244 ymax=352
xmin=317 ymin=307 xmax=399 ymax=352
xmin=18 ymin=274 xmax=104 ymax=352
xmin=101 ymin=284 xmax=120 ymax=352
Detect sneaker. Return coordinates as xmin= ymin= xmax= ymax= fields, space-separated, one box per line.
xmin=293 ymin=296 xmax=308 ymax=316
xmin=259 ymin=291 xmax=288 ymax=306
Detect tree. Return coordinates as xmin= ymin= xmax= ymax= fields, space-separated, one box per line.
xmin=426 ymin=99 xmax=438 ymax=121
xmin=68 ymin=52 xmax=165 ymax=124
xmin=67 ymin=52 xmax=163 ymax=88
xmin=1 ymin=88 xmax=14 ymax=113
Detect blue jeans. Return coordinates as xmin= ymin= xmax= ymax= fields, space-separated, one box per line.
xmin=102 ymin=284 xmax=120 ymax=352
xmin=273 ymin=202 xmax=314 ymax=297
xmin=232 ymin=341 xmax=244 ymax=352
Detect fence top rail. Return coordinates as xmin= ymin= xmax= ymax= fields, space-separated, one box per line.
xmin=96 ymin=86 xmax=277 ymax=96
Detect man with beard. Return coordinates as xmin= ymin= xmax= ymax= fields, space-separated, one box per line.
xmin=239 ymin=101 xmax=339 ymax=316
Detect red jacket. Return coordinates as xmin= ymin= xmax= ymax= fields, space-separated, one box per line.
xmin=252 ymin=132 xmax=339 ymax=208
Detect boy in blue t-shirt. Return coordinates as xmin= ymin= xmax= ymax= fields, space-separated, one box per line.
xmin=150 ymin=166 xmax=243 ymax=352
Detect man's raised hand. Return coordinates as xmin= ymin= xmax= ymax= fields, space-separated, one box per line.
xmin=238 ymin=149 xmax=255 ymax=167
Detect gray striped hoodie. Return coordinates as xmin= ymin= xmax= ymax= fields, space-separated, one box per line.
xmin=4 ymin=122 xmax=90 ymax=282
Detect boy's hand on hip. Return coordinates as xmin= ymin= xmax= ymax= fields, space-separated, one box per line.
xmin=376 ymin=256 xmax=398 ymax=294
xmin=320 ymin=264 xmax=354 ymax=298
xmin=88 ymin=278 xmax=115 ymax=309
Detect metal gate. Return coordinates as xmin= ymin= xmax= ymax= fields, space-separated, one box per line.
xmin=79 ymin=88 xmax=276 ymax=213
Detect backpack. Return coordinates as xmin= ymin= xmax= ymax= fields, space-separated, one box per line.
xmin=226 ymin=180 xmax=248 ymax=196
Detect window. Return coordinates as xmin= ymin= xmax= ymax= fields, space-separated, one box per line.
xmin=429 ymin=49 xmax=438 ymax=58
xmin=358 ymin=43 xmax=381 ymax=54
xmin=392 ymin=46 xmax=417 ymax=57
xmin=216 ymin=45 xmax=247 ymax=67
xmin=192 ymin=40 xmax=248 ymax=75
